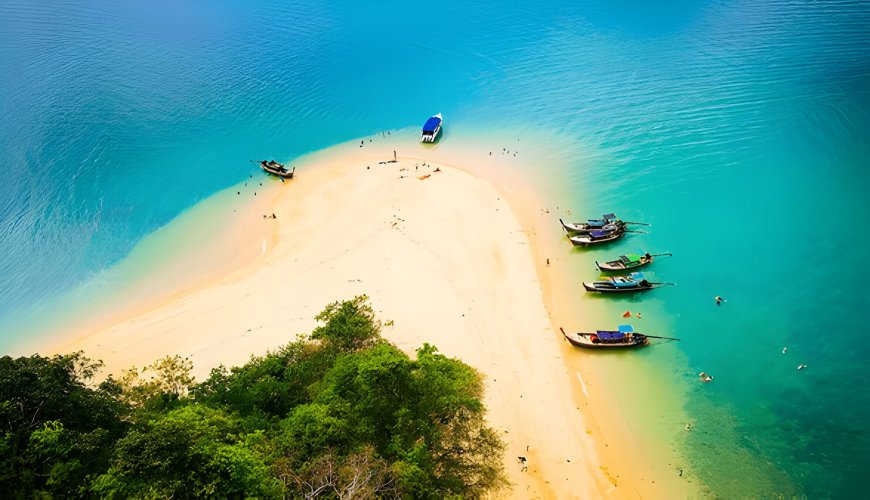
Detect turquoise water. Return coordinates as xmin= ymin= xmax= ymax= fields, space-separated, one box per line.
xmin=2 ymin=0 xmax=868 ymax=496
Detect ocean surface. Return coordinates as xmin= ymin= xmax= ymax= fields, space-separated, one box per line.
xmin=2 ymin=0 xmax=868 ymax=496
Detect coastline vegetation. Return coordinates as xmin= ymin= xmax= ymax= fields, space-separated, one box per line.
xmin=0 ymin=296 xmax=507 ymax=497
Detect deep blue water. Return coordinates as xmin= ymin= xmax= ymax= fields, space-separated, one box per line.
xmin=2 ymin=0 xmax=868 ymax=496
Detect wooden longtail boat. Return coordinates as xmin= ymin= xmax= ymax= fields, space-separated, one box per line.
xmin=258 ymin=160 xmax=295 ymax=179
xmin=559 ymin=214 xmax=648 ymax=234
xmin=596 ymin=251 xmax=671 ymax=272
xmin=569 ymin=226 xmax=646 ymax=246
xmin=582 ymin=272 xmax=673 ymax=293
xmin=560 ymin=325 xmax=649 ymax=349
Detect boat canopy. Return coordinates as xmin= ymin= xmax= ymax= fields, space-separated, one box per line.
xmin=587 ymin=219 xmax=607 ymax=227
xmin=629 ymin=272 xmax=645 ymax=281
xmin=611 ymin=277 xmax=636 ymax=287
xmin=589 ymin=230 xmax=608 ymax=237
xmin=596 ymin=330 xmax=626 ymax=340
xmin=620 ymin=254 xmax=641 ymax=264
xmin=602 ymin=213 xmax=617 ymax=220
xmin=618 ymin=324 xmax=634 ymax=333
xmin=422 ymin=116 xmax=441 ymax=132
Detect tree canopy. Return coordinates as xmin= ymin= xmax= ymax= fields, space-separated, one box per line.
xmin=0 ymin=296 xmax=507 ymax=497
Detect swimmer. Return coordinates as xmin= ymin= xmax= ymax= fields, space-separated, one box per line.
xmin=782 ymin=347 xmax=788 ymax=354
xmin=797 ymin=364 xmax=807 ymax=370
xmin=685 ymin=423 xmax=693 ymax=431
xmin=715 ymin=295 xmax=725 ymax=305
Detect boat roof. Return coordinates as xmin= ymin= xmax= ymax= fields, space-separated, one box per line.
xmin=596 ymin=330 xmax=625 ymax=340
xmin=603 ymin=213 xmax=616 ymax=219
xmin=611 ymin=278 xmax=635 ymax=287
xmin=422 ymin=116 xmax=442 ymax=132
xmin=629 ymin=272 xmax=645 ymax=280
xmin=589 ymin=229 xmax=608 ymax=237
xmin=620 ymin=254 xmax=641 ymax=263
xmin=618 ymin=324 xmax=634 ymax=333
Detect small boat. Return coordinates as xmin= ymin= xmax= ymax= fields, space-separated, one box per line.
xmin=569 ymin=226 xmax=644 ymax=246
xmin=596 ymin=251 xmax=672 ymax=272
xmin=420 ymin=113 xmax=443 ymax=143
xmin=560 ymin=214 xmax=648 ymax=234
xmin=560 ymin=214 xmax=620 ymax=234
xmin=582 ymin=272 xmax=672 ymax=293
xmin=560 ymin=325 xmax=649 ymax=349
xmin=259 ymin=160 xmax=296 ymax=179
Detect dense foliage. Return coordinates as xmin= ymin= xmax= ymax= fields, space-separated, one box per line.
xmin=0 ymin=296 xmax=506 ymax=497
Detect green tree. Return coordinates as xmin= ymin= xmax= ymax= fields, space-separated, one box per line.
xmin=311 ymin=295 xmax=382 ymax=352
xmin=0 ymin=352 xmax=126 ymax=496
xmin=109 ymin=355 xmax=195 ymax=413
xmin=92 ymin=405 xmax=280 ymax=497
xmin=316 ymin=343 xmax=414 ymax=454
xmin=194 ymin=340 xmax=334 ymax=418
xmin=394 ymin=344 xmax=508 ymax=496
xmin=311 ymin=341 xmax=507 ymax=497
xmin=1 ymin=297 xmax=507 ymax=497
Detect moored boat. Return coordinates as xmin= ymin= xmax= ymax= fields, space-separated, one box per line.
xmin=560 ymin=325 xmax=649 ymax=349
xmin=258 ymin=160 xmax=295 ymax=179
xmin=420 ymin=113 xmax=443 ymax=143
xmin=560 ymin=214 xmax=620 ymax=234
xmin=560 ymin=214 xmax=648 ymax=234
xmin=596 ymin=251 xmax=671 ymax=271
xmin=582 ymin=272 xmax=672 ymax=293
xmin=569 ymin=226 xmax=645 ymax=246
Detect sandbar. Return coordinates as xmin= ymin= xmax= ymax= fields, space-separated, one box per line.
xmin=45 ymin=134 xmax=683 ymax=498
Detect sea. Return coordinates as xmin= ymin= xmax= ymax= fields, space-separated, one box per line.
xmin=1 ymin=0 xmax=868 ymax=496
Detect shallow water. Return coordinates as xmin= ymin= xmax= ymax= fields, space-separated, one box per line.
xmin=2 ymin=0 xmax=868 ymax=496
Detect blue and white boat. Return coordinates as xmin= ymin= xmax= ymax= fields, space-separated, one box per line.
xmin=420 ymin=113 xmax=442 ymax=143
xmin=560 ymin=213 xmax=649 ymax=234
xmin=560 ymin=325 xmax=650 ymax=349
xmin=568 ymin=226 xmax=624 ymax=246
xmin=582 ymin=272 xmax=672 ymax=293
xmin=560 ymin=213 xmax=619 ymax=234
xmin=596 ymin=251 xmax=672 ymax=272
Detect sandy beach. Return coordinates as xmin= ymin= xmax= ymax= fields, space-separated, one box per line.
xmin=44 ymin=136 xmax=688 ymax=498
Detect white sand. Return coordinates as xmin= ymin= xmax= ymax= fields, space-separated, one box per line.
xmin=46 ymin=137 xmax=684 ymax=498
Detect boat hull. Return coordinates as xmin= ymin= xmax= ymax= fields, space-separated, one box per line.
xmin=582 ymin=282 xmax=657 ymax=293
xmin=260 ymin=164 xmax=295 ymax=179
xmin=569 ymin=232 xmax=624 ymax=246
xmin=596 ymin=259 xmax=650 ymax=272
xmin=420 ymin=126 xmax=441 ymax=143
xmin=564 ymin=333 xmax=649 ymax=349
xmin=560 ymin=219 xmax=623 ymax=234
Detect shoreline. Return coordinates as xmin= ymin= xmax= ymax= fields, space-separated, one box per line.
xmin=20 ymin=176 xmax=281 ymax=357
xmin=36 ymin=131 xmax=696 ymax=498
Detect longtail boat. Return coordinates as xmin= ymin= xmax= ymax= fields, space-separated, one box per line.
xmin=596 ymin=251 xmax=672 ymax=272
xmin=560 ymin=214 xmax=648 ymax=234
xmin=582 ymin=272 xmax=673 ymax=293
xmin=258 ymin=160 xmax=295 ymax=179
xmin=560 ymin=325 xmax=649 ymax=349
xmin=569 ymin=226 xmax=646 ymax=246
